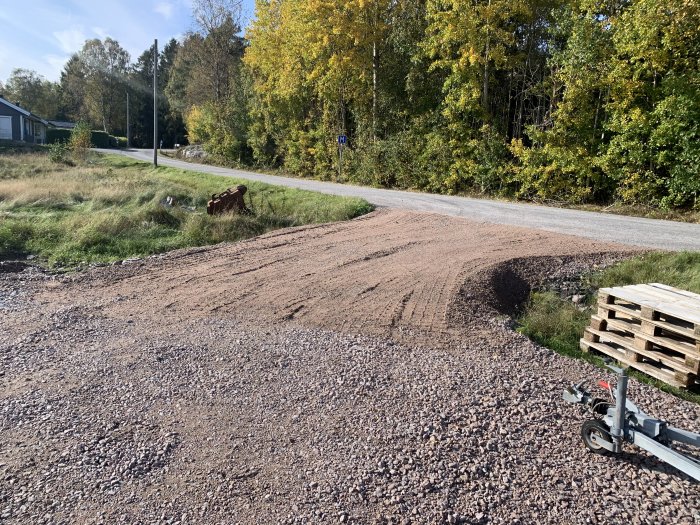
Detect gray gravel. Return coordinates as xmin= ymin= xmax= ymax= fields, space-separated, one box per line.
xmin=1 ymin=269 xmax=698 ymax=524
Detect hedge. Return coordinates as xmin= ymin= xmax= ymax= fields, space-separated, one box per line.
xmin=46 ymin=128 xmax=71 ymax=143
xmin=46 ymin=128 xmax=124 ymax=148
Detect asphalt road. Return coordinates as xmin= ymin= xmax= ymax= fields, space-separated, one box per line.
xmin=104 ymin=148 xmax=700 ymax=251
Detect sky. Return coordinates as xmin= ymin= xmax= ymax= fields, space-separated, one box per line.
xmin=0 ymin=0 xmax=256 ymax=84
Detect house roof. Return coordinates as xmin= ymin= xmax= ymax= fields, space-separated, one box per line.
xmin=48 ymin=120 xmax=76 ymax=129
xmin=0 ymin=97 xmax=49 ymax=125
xmin=0 ymin=96 xmax=30 ymax=116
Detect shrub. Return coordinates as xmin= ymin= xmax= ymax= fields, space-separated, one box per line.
xmin=46 ymin=128 xmax=71 ymax=144
xmin=70 ymin=122 xmax=92 ymax=161
xmin=89 ymin=130 xmax=112 ymax=148
xmin=113 ymin=136 xmax=128 ymax=148
xmin=48 ymin=141 xmax=69 ymax=164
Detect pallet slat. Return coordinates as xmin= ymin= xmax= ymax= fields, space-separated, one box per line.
xmin=600 ymin=285 xmax=700 ymax=326
xmin=580 ymin=339 xmax=690 ymax=389
xmin=649 ymin=283 xmax=700 ymax=302
xmin=598 ymin=316 xmax=700 ymax=362
xmin=584 ymin=327 xmax=699 ymax=375
xmin=584 ymin=284 xmax=700 ymax=389
xmin=597 ymin=302 xmax=698 ymax=341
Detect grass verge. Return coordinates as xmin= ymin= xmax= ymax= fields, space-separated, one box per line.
xmin=165 ymin=148 xmax=700 ymax=224
xmin=518 ymin=252 xmax=700 ymax=403
xmin=0 ymin=151 xmax=373 ymax=268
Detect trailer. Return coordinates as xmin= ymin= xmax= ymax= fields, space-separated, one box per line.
xmin=563 ymin=363 xmax=700 ymax=481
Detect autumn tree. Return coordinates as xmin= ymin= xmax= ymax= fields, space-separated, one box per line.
xmin=3 ymin=68 xmax=61 ymax=119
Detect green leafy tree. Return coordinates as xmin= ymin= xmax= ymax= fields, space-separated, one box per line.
xmin=59 ymin=55 xmax=89 ymax=122
xmin=602 ymin=0 xmax=700 ymax=207
xmin=509 ymin=0 xmax=619 ymax=203
xmin=78 ymin=38 xmax=130 ymax=133
xmin=3 ymin=68 xmax=61 ymax=119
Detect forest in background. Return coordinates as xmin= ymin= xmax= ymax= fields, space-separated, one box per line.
xmin=1 ymin=0 xmax=698 ymax=210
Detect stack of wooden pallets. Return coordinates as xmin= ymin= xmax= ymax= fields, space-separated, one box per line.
xmin=581 ymin=283 xmax=700 ymax=389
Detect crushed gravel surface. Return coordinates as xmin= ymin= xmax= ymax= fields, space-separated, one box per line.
xmin=1 ymin=210 xmax=698 ymax=524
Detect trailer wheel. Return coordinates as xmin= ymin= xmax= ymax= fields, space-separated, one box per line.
xmin=591 ymin=398 xmax=611 ymax=416
xmin=581 ymin=419 xmax=613 ymax=454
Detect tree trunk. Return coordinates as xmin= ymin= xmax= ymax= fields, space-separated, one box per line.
xmin=373 ymin=39 xmax=378 ymax=141
xmin=482 ymin=0 xmax=492 ymax=114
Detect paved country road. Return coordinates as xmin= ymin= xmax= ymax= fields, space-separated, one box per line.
xmin=103 ymin=148 xmax=700 ymax=251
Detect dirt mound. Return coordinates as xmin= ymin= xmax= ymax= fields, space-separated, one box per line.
xmin=447 ymin=254 xmax=624 ymax=330
xmin=46 ymin=210 xmax=637 ymax=342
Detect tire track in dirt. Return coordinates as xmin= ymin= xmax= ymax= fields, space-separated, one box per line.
xmin=46 ymin=210 xmax=639 ymax=341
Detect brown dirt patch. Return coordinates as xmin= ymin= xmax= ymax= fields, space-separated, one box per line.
xmin=45 ymin=209 xmax=637 ymax=342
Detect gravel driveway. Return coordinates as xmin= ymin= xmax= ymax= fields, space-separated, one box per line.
xmin=1 ymin=211 xmax=698 ymax=524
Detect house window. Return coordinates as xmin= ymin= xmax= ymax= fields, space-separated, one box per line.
xmin=0 ymin=116 xmax=11 ymax=140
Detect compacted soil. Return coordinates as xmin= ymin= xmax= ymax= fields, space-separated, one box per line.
xmin=1 ymin=210 xmax=698 ymax=525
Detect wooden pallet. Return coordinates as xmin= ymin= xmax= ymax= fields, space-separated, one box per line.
xmin=581 ymin=283 xmax=700 ymax=389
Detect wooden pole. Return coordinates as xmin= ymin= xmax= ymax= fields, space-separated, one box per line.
xmin=126 ymin=91 xmax=130 ymax=148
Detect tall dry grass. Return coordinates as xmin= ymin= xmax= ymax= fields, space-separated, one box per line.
xmin=0 ymin=151 xmax=372 ymax=266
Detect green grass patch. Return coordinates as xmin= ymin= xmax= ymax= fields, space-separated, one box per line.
xmin=0 ymin=152 xmax=373 ymax=267
xmin=518 ymin=252 xmax=700 ymax=403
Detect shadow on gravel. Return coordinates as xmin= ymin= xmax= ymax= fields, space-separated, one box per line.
xmin=0 ymin=261 xmax=31 ymax=273
xmin=613 ymin=451 xmax=699 ymax=484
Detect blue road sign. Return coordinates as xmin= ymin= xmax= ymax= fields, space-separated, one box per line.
xmin=338 ymin=135 xmax=347 ymax=145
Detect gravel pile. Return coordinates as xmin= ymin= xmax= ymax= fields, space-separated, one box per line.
xmin=1 ymin=268 xmax=698 ymax=524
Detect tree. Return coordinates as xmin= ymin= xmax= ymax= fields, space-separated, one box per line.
xmin=3 ymin=68 xmax=61 ymax=119
xmin=129 ymin=39 xmax=187 ymax=148
xmin=167 ymin=0 xmax=248 ymax=156
xmin=167 ymin=0 xmax=244 ymax=112
xmin=421 ymin=0 xmax=542 ymax=193
xmin=602 ymin=0 xmax=700 ymax=207
xmin=509 ymin=0 xmax=619 ymax=203
xmin=59 ymin=55 xmax=89 ymax=122
xmin=244 ymin=0 xmax=400 ymax=174
xmin=78 ymin=38 xmax=130 ymax=133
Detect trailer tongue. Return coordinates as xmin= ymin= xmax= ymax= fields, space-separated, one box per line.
xmin=564 ymin=363 xmax=700 ymax=481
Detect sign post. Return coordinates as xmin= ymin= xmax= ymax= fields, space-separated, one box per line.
xmin=337 ymin=134 xmax=347 ymax=180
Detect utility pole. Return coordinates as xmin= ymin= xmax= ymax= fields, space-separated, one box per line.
xmin=126 ymin=91 xmax=130 ymax=148
xmin=153 ymin=38 xmax=158 ymax=167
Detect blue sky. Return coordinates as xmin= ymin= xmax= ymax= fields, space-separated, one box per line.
xmin=0 ymin=0 xmax=256 ymax=83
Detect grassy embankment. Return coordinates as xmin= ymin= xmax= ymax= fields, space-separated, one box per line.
xmin=0 ymin=150 xmax=373 ymax=267
xmin=165 ymin=150 xmax=700 ymax=224
xmin=519 ymin=252 xmax=700 ymax=402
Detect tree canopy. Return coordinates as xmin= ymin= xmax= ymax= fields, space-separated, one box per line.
xmin=3 ymin=0 xmax=698 ymax=209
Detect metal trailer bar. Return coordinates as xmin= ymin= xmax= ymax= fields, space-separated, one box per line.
xmin=632 ymin=432 xmax=700 ymax=481
xmin=610 ymin=370 xmax=628 ymax=453
xmin=666 ymin=426 xmax=700 ymax=448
